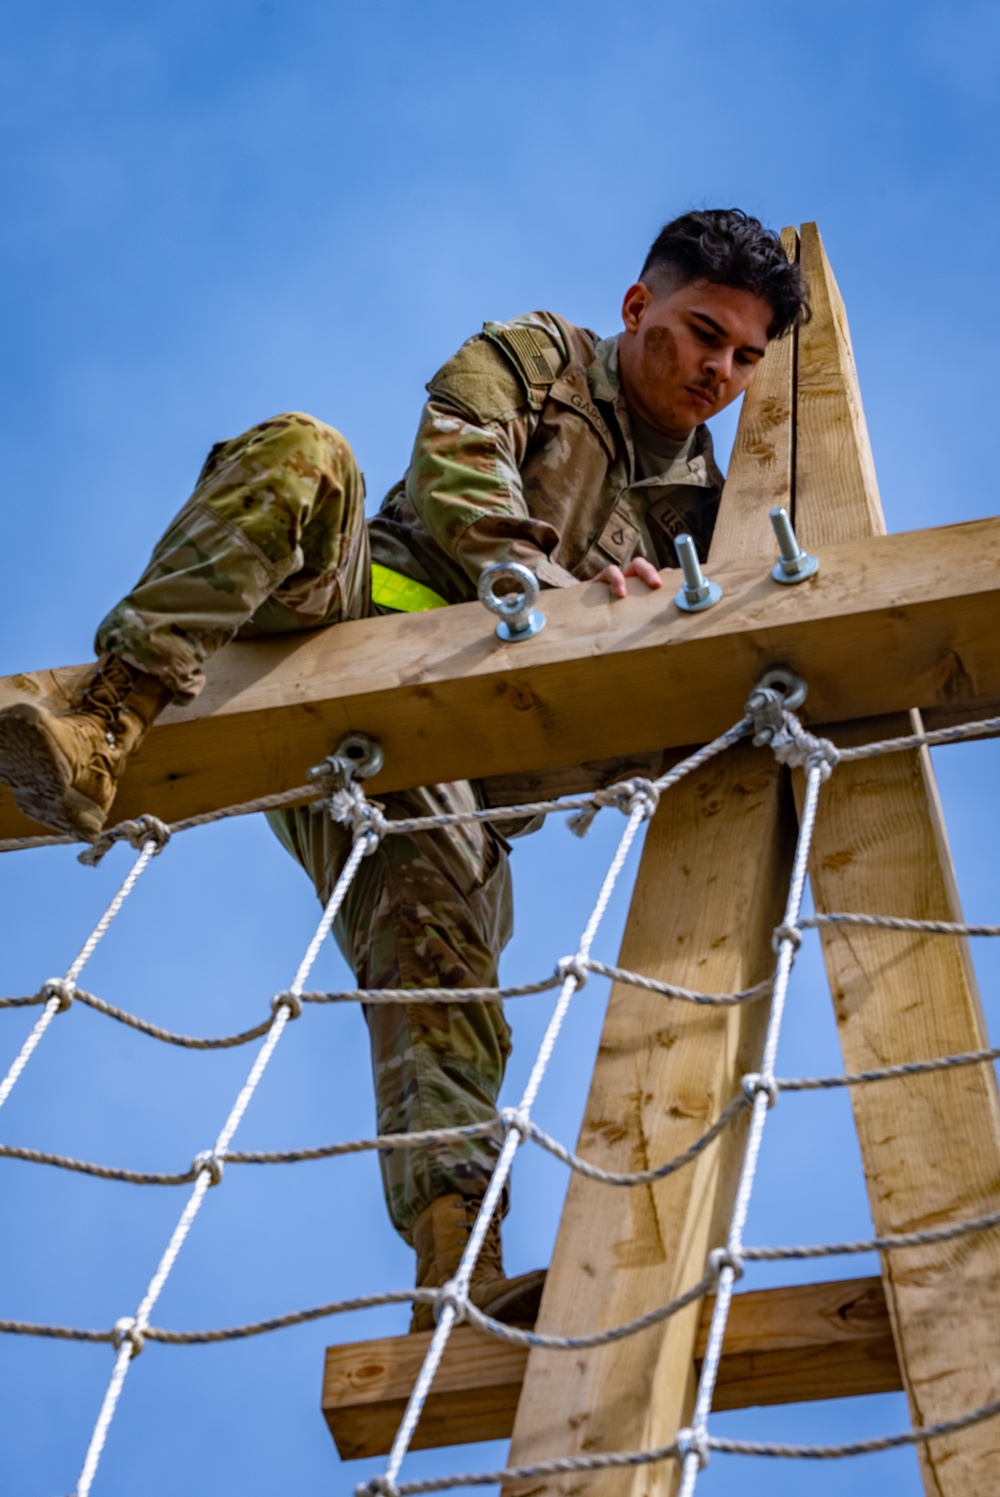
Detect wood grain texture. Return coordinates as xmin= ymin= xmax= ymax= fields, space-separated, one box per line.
xmin=499 ymin=742 xmax=791 ymax=1496
xmin=321 ymin=1277 xmax=900 ymax=1460
xmin=3 ymin=516 xmax=1000 ymax=840
xmin=709 ymin=226 xmax=798 ymax=567
xmin=794 ymin=221 xmax=884 ymax=547
xmin=322 ymin=1325 xmax=528 ymax=1460
xmin=795 ymin=222 xmax=1000 ymax=1495
xmin=697 ymin=1275 xmax=900 ymax=1413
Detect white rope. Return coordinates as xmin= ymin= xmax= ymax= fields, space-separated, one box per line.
xmin=10 ymin=1191 xmax=1000 ymax=1351
xmin=836 ymin=712 xmax=1000 ymax=760
xmin=377 ymin=723 xmax=748 ymax=1496
xmin=353 ymin=1393 xmax=1000 ymax=1495
xmin=0 ymin=835 xmax=162 ymax=1115
xmin=0 ymin=957 xmax=771 ymax=1043
xmin=0 ymin=705 xmax=996 ymax=859
xmin=71 ymin=824 xmax=373 ymax=1497
xmin=583 ymin=957 xmax=774 ymax=1006
xmin=381 ymin=794 xmax=653 ymax=1489
xmin=519 ymin=1094 xmax=750 ymax=1187
xmin=677 ymin=758 xmax=825 ymax=1497
xmin=0 ymin=1095 xmax=749 ymax=1188
xmin=14 ymin=1024 xmax=1000 ymax=1190
xmin=5 ymin=695 xmax=999 ymax=1493
xmin=804 ymin=912 xmax=1000 ymax=936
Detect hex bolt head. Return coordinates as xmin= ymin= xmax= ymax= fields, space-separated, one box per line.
xmin=673 ymin=534 xmax=722 ymax=612
xmin=769 ymin=507 xmax=820 ymax=584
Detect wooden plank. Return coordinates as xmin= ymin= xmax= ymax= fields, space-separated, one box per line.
xmin=794 ymin=221 xmax=1000 ymax=1494
xmin=700 ymin=1274 xmax=900 ymax=1414
xmin=708 ymin=225 xmax=799 ymax=565
xmin=500 ymin=748 xmax=790 ymax=1496
xmin=3 ymin=515 xmax=1000 ymax=840
xmin=498 ymin=300 xmax=806 ymax=1496
xmin=323 ymin=1324 xmax=527 ymax=1460
xmin=794 ymin=223 xmax=884 ymax=545
xmin=321 ymin=1276 xmax=900 ymax=1460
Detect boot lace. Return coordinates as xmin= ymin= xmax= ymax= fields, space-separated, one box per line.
xmin=75 ymin=659 xmax=141 ymax=737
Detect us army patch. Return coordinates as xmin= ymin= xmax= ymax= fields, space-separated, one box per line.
xmin=483 ymin=321 xmax=563 ymax=393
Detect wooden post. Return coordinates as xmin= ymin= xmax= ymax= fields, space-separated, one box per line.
xmin=500 ymin=245 xmax=802 ymax=1495
xmin=708 ymin=226 xmax=798 ymax=564
xmin=794 ymin=221 xmax=1000 ymax=1493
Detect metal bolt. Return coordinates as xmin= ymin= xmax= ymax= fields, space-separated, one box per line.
xmin=307 ymin=731 xmax=384 ymax=788
xmin=673 ymin=534 xmax=722 ymax=612
xmin=478 ymin=562 xmax=546 ymax=641
xmin=745 ymin=666 xmax=809 ymax=745
xmin=769 ymin=507 xmax=819 ymax=584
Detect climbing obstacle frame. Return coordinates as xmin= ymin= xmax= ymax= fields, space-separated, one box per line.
xmin=2 ymin=224 xmax=1000 ymax=1496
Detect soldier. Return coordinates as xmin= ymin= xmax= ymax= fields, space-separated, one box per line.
xmin=0 ymin=209 xmax=808 ymax=1331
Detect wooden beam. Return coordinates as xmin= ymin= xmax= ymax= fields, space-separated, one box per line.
xmin=2 ymin=514 xmax=1000 ymax=840
xmin=321 ymin=1276 xmax=900 ymax=1460
xmin=708 ymin=225 xmax=798 ymax=565
xmin=794 ymin=221 xmax=1000 ymax=1494
xmin=698 ymin=1273 xmax=900 ymax=1413
xmin=324 ymin=1324 xmax=527 ymax=1461
xmin=498 ymin=284 xmax=804 ymax=1496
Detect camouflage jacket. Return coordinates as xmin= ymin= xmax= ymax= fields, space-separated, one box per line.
xmin=367 ymin=311 xmax=724 ymax=602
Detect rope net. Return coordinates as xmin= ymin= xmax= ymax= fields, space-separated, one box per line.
xmin=1 ymin=700 xmax=999 ymax=1495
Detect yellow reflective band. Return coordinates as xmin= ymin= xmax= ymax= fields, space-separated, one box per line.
xmin=371 ymin=562 xmax=448 ymax=613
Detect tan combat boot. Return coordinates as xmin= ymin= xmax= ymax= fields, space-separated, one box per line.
xmin=0 ymin=656 xmax=172 ymax=841
xmin=410 ymin=1193 xmax=546 ymax=1334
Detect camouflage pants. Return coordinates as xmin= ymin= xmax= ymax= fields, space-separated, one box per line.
xmin=96 ymin=413 xmax=514 ymax=1243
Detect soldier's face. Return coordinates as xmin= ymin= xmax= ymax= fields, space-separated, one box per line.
xmin=619 ymin=279 xmax=772 ymax=437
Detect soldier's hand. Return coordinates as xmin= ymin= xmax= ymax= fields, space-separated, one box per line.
xmin=590 ymin=558 xmax=663 ymax=599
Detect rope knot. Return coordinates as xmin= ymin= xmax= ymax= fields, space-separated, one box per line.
xmin=742 ymin=1072 xmax=778 ymax=1108
xmin=78 ymin=814 xmax=172 ymax=868
xmin=706 ymin=1246 xmax=744 ymax=1283
xmin=129 ymin=814 xmax=172 ymax=854
xmin=271 ymin=990 xmax=304 ymax=1022
xmin=41 ymin=977 xmax=75 ymax=1013
xmin=771 ymin=921 xmax=803 ymax=952
xmin=567 ymin=777 xmax=658 ymax=837
xmin=566 ymin=803 xmax=601 ymax=838
xmin=766 ymin=713 xmax=839 ymax=780
xmin=806 ymin=742 xmax=839 ymax=781
xmin=357 ymin=1478 xmax=400 ymax=1497
xmin=192 ymin=1151 xmax=225 ymax=1187
xmin=556 ymin=955 xmax=589 ymax=990
xmin=500 ymin=1106 xmax=531 ymax=1141
xmin=620 ymin=778 xmax=660 ymax=821
xmin=434 ymin=1279 xmax=469 ymax=1326
xmin=328 ymin=786 xmax=389 ymax=854
xmin=111 ymin=1316 xmax=145 ymax=1357
xmin=675 ymin=1426 xmax=710 ymax=1471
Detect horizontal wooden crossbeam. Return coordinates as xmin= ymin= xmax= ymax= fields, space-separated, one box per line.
xmin=321 ymin=1275 xmax=899 ymax=1460
xmin=1 ymin=515 xmax=999 ymax=841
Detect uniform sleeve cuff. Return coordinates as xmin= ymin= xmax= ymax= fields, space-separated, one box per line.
xmin=534 ymin=557 xmax=579 ymax=589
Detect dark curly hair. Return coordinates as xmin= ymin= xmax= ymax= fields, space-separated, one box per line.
xmin=640 ymin=209 xmax=809 ymax=340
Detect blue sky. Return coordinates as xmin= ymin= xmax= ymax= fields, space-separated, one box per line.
xmin=1 ymin=3 xmax=999 ymax=1494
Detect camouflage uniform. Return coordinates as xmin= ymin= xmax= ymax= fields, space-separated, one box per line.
xmin=95 ymin=314 xmax=722 ymax=1242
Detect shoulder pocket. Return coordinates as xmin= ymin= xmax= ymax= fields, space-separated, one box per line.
xmin=482 ymin=321 xmax=564 ymax=412
xmin=427 ymin=336 xmax=530 ymax=424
